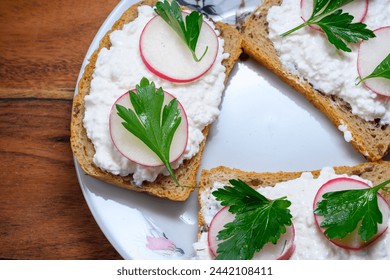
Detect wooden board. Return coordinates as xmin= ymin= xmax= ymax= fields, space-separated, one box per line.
xmin=0 ymin=0 xmax=122 ymax=259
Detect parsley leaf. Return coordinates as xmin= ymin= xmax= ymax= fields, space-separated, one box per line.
xmin=357 ymin=53 xmax=390 ymax=84
xmin=312 ymin=0 xmax=353 ymax=17
xmin=155 ymin=0 xmax=208 ymax=62
xmin=116 ymin=77 xmax=182 ymax=186
xmin=212 ymin=179 xmax=293 ymax=260
xmin=281 ymin=0 xmax=375 ymax=52
xmin=314 ymin=180 xmax=390 ymax=242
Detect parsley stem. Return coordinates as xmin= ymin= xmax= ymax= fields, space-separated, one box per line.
xmin=355 ymin=77 xmax=364 ymax=86
xmin=280 ymin=21 xmax=310 ymax=37
xmin=156 ymin=151 xmax=182 ymax=187
xmin=372 ymin=179 xmax=390 ymax=192
xmin=192 ymin=46 xmax=209 ymax=62
xmin=355 ymin=75 xmax=372 ymax=86
xmin=163 ymin=160 xmax=181 ymax=187
xmin=356 ymin=74 xmax=376 ymax=86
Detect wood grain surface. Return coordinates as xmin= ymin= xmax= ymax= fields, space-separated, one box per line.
xmin=0 ymin=0 xmax=123 ymax=259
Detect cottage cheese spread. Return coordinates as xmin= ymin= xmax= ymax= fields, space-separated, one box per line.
xmin=83 ymin=6 xmax=228 ymax=185
xmin=194 ymin=168 xmax=390 ymax=259
xmin=267 ymin=0 xmax=390 ymax=125
xmin=338 ymin=121 xmax=353 ymax=142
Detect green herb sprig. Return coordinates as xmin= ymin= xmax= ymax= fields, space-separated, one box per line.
xmin=357 ymin=53 xmax=390 ymax=85
xmin=155 ymin=0 xmax=208 ymax=62
xmin=116 ymin=77 xmax=182 ymax=186
xmin=314 ymin=180 xmax=390 ymax=242
xmin=212 ymin=179 xmax=293 ymax=260
xmin=281 ymin=0 xmax=375 ymax=52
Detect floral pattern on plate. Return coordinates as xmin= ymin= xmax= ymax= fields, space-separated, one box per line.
xmin=144 ymin=216 xmax=185 ymax=257
xmin=177 ymin=0 xmax=263 ymax=26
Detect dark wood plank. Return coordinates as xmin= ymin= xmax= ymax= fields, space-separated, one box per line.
xmin=0 ymin=0 xmax=120 ymax=99
xmin=0 ymin=99 xmax=121 ymax=259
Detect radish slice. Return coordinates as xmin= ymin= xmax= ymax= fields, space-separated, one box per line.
xmin=313 ymin=177 xmax=390 ymax=250
xmin=208 ymin=206 xmax=295 ymax=260
xmin=109 ymin=90 xmax=188 ymax=167
xmin=300 ymin=0 xmax=368 ymax=31
xmin=357 ymin=26 xmax=390 ymax=97
xmin=140 ymin=13 xmax=219 ymax=83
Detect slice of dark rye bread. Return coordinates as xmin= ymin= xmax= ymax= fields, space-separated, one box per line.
xmin=241 ymin=0 xmax=390 ymax=161
xmin=70 ymin=0 xmax=243 ymax=201
xmin=198 ymin=161 xmax=390 ymax=238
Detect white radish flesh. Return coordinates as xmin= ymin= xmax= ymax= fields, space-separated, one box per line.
xmin=300 ymin=0 xmax=368 ymax=31
xmin=109 ymin=90 xmax=188 ymax=167
xmin=208 ymin=206 xmax=295 ymax=260
xmin=357 ymin=26 xmax=390 ymax=97
xmin=139 ymin=13 xmax=219 ymax=83
xmin=313 ymin=177 xmax=390 ymax=250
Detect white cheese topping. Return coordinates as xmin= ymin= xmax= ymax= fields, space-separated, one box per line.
xmin=83 ymin=6 xmax=228 ymax=185
xmin=338 ymin=121 xmax=353 ymax=142
xmin=194 ymin=168 xmax=390 ymax=259
xmin=267 ymin=0 xmax=390 ymax=125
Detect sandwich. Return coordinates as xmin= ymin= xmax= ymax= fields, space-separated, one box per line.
xmin=195 ymin=161 xmax=390 ymax=259
xmin=70 ymin=0 xmax=242 ymax=201
xmin=241 ymin=0 xmax=390 ymax=161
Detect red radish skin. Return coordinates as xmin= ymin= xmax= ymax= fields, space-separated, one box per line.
xmin=109 ymin=90 xmax=188 ymax=167
xmin=357 ymin=26 xmax=390 ymax=97
xmin=300 ymin=0 xmax=368 ymax=32
xmin=208 ymin=206 xmax=295 ymax=260
xmin=207 ymin=207 xmax=233 ymax=258
xmin=313 ymin=177 xmax=390 ymax=250
xmin=140 ymin=13 xmax=219 ymax=83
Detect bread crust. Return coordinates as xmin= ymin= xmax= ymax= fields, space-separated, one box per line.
xmin=70 ymin=0 xmax=242 ymax=201
xmin=241 ymin=0 xmax=390 ymax=161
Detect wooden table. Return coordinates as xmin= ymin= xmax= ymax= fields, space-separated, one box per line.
xmin=0 ymin=0 xmax=123 ymax=259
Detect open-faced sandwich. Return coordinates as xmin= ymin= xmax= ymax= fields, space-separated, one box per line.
xmin=195 ymin=161 xmax=390 ymax=259
xmin=241 ymin=0 xmax=390 ymax=161
xmin=70 ymin=0 xmax=242 ymax=201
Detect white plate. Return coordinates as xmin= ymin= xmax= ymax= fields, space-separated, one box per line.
xmin=74 ymin=0 xmax=371 ymax=259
